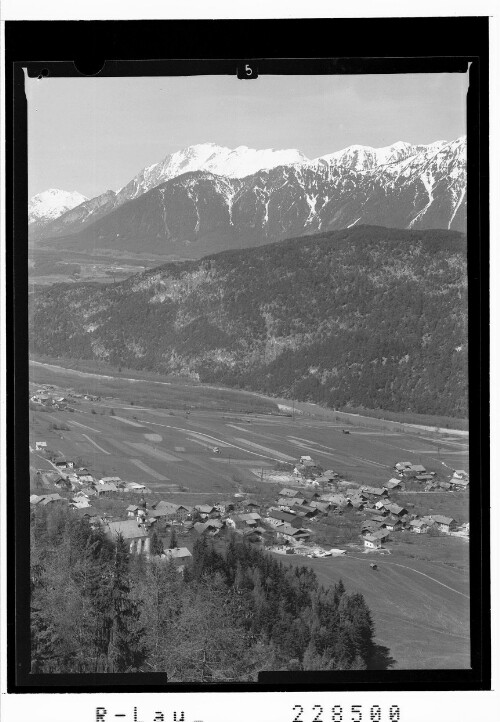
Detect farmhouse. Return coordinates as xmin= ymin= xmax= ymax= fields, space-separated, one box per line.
xmin=431 ymin=515 xmax=457 ymax=533
xmin=267 ymin=510 xmax=298 ymax=526
xmin=279 ymin=488 xmax=302 ymax=498
xmin=106 ymin=520 xmax=149 ymax=553
xmin=361 ymin=487 xmax=388 ymax=498
xmin=383 ymin=478 xmax=402 ymax=490
xmin=385 ymin=504 xmax=407 ymax=518
xmin=35 ymin=441 xmax=47 ymax=451
xmin=364 ymin=534 xmax=382 ymax=549
xmin=451 ymin=477 xmax=469 ymax=488
xmin=453 ymin=470 xmax=469 ymax=479
xmin=276 ymin=524 xmax=310 ymax=542
xmin=154 ymin=501 xmax=192 ymax=520
xmin=384 ymin=519 xmax=403 ymax=532
xmin=395 ymin=461 xmax=412 ymax=471
xmin=409 ymin=519 xmax=430 ymax=533
xmin=410 ymin=464 xmax=426 ymax=473
xmin=39 ymin=493 xmax=68 ymax=506
xmin=162 ymin=547 xmax=192 ymax=568
xmin=95 ymin=482 xmax=118 ymax=497
xmin=416 ymin=474 xmax=435 ymax=481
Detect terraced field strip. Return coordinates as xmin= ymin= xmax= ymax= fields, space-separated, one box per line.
xmin=103 ymin=436 xmax=140 ymax=455
xmin=110 ymin=415 xmax=145 ymax=428
xmin=226 ymin=424 xmax=252 ymax=433
xmin=81 ymin=433 xmax=111 ymax=455
xmin=231 ymin=438 xmax=296 ymax=461
xmin=67 ymin=419 xmax=103 ymax=433
xmin=125 ymin=442 xmax=183 ymax=462
xmin=129 ymin=458 xmax=169 ymax=481
xmin=286 ymin=436 xmax=358 ymax=467
xmin=185 ymin=431 xmax=231 ymax=447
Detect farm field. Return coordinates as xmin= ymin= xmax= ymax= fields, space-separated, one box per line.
xmin=29 ymin=388 xmax=469 ymax=495
xmin=279 ymin=543 xmax=470 ymax=670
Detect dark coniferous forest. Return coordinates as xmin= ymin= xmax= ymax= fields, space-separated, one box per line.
xmin=29 ymin=226 xmax=468 ymax=418
xmin=31 ymin=506 xmax=388 ymax=679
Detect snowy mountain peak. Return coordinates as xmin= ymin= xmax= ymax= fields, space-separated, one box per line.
xmin=28 ymin=189 xmax=88 ymax=225
xmin=115 ymin=143 xmax=309 ymax=204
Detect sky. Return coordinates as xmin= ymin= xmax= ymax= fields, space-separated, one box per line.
xmin=26 ymin=72 xmax=468 ymax=200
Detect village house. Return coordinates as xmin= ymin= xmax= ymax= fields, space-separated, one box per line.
xmin=395 ymin=461 xmax=412 ymax=471
xmin=363 ymin=534 xmax=381 ymax=549
xmin=370 ymin=514 xmax=389 ymax=525
xmin=416 ymin=474 xmax=435 ymax=481
xmin=105 ymin=520 xmax=149 ymax=554
xmin=194 ymin=519 xmax=223 ymax=536
xmin=431 ymin=515 xmax=457 ymax=533
xmin=70 ymin=497 xmax=91 ymax=509
xmin=127 ymin=504 xmax=142 ymax=518
xmin=194 ymin=504 xmax=218 ymax=519
xmin=299 ymin=455 xmax=313 ymax=463
xmin=238 ymin=499 xmax=261 ymax=513
xmin=95 ymin=482 xmax=118 ymax=497
xmin=99 ymin=476 xmax=122 ymax=485
xmin=276 ymin=523 xmax=310 ymax=543
xmin=162 ymin=547 xmax=192 ymax=568
xmin=383 ymin=478 xmax=403 ymax=490
xmin=361 ymin=487 xmax=388 ymax=498
xmin=410 ymin=464 xmax=426 ymax=474
xmin=453 ymin=470 xmax=469 ymax=480
xmin=409 ymin=519 xmax=430 ymax=534
xmin=267 ymin=510 xmax=298 ymax=526
xmin=35 ymin=441 xmax=47 ymax=451
xmin=309 ymin=501 xmax=330 ymax=514
xmin=385 ymin=503 xmax=408 ymax=518
xmin=451 ymin=477 xmax=469 ymax=489
xmin=39 ymin=493 xmax=68 ymax=507
xmin=30 ymin=494 xmax=44 ymax=505
xmin=384 ymin=519 xmax=403 ymax=532
xmin=154 ymin=501 xmax=192 ymax=521
xmin=279 ymin=488 xmax=303 ymax=498
xmin=371 ymin=529 xmax=391 ymax=543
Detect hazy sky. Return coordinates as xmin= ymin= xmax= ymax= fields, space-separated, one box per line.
xmin=27 ymin=72 xmax=468 ymax=199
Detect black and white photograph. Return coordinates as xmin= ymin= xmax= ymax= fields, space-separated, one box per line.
xmin=3 ymin=15 xmax=491 ymax=712
xmin=24 ymin=67 xmax=473 ymax=680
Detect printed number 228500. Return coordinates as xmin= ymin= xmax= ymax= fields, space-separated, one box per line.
xmin=292 ymin=705 xmax=401 ymax=722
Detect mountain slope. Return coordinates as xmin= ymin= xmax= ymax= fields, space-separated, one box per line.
xmin=29 ymin=226 xmax=468 ymax=418
xmin=30 ymin=143 xmax=307 ymax=241
xmin=31 ymin=138 xmax=466 ymax=251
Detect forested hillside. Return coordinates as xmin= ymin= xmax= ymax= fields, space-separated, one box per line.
xmin=29 ymin=226 xmax=468 ymax=418
xmin=31 ymin=506 xmax=382 ymax=677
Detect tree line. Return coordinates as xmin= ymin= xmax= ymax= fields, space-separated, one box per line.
xmin=30 ymin=505 xmax=386 ymax=680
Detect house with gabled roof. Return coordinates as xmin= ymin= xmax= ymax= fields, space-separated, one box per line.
xmin=276 ymin=523 xmax=310 ymax=542
xmin=431 ymin=515 xmax=457 ymax=533
xmin=409 ymin=519 xmax=430 ymax=533
xmin=383 ymin=478 xmax=402 ymax=490
xmin=385 ymin=504 xmax=407 ymax=518
xmin=364 ymin=534 xmax=381 ymax=549
xmin=279 ymin=488 xmax=302 ymax=498
xmin=267 ymin=510 xmax=298 ymax=526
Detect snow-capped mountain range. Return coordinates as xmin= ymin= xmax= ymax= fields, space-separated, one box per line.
xmin=29 ymin=138 xmax=466 ymax=252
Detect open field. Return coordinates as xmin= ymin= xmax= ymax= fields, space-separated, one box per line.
xmin=28 ymin=363 xmax=470 ymax=669
xmin=279 ymin=544 xmax=470 ymax=669
xmin=29 ymin=383 xmax=469 ymax=495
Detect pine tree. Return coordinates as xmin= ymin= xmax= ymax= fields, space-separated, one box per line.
xmin=150 ymin=530 xmax=164 ymax=556
xmin=169 ymin=528 xmax=178 ymax=549
xmin=106 ymin=534 xmax=146 ymax=672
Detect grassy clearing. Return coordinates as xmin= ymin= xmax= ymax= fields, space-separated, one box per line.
xmin=29 ymin=357 xmax=279 ymax=415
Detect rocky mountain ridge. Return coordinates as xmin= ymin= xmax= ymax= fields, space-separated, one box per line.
xmin=29 ymin=138 xmax=466 ymax=253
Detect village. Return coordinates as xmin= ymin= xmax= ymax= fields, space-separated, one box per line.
xmin=30 ymin=430 xmax=470 ymax=571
